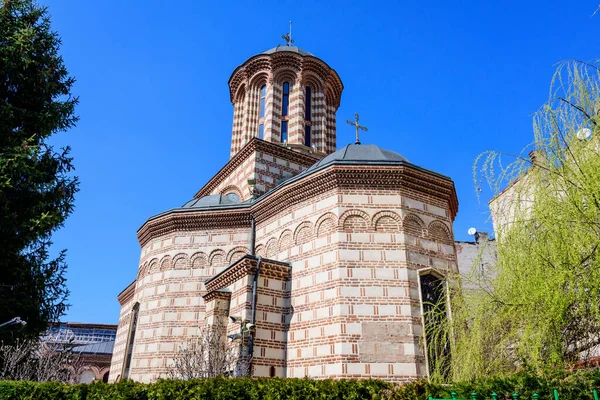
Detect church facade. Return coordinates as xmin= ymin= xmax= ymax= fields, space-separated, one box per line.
xmin=109 ymin=45 xmax=459 ymax=382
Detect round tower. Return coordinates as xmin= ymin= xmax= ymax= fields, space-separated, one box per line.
xmin=228 ymin=46 xmax=343 ymax=158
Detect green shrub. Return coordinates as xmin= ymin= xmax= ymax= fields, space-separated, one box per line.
xmin=1 ymin=370 xmax=600 ymax=400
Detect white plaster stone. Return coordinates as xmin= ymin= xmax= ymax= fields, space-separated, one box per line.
xmin=339 ymin=249 xmax=360 ymax=261
xmin=363 ymin=250 xmax=381 ymax=261
xmin=385 ymin=250 xmax=407 ymax=262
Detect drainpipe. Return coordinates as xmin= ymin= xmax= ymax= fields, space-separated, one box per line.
xmin=247 ymin=255 xmax=262 ymax=373
xmin=250 ymin=215 xmax=256 ymax=256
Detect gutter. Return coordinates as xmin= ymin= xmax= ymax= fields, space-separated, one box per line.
xmin=247 ymin=256 xmax=263 ymax=372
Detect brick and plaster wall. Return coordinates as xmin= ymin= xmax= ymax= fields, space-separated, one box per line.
xmin=109 ymin=227 xmax=251 ymax=382
xmin=248 ymin=170 xmax=457 ymax=381
xmin=195 ymin=139 xmax=319 ymax=202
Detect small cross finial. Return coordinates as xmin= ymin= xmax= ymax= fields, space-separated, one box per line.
xmin=346 ymin=112 xmax=368 ymax=144
xmin=282 ymin=21 xmax=294 ymax=46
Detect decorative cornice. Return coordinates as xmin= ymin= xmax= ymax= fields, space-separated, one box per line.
xmin=205 ymin=256 xmax=291 ymax=293
xmin=117 ymin=280 xmax=136 ymax=306
xmin=137 ymin=208 xmax=251 ymax=248
xmin=194 ymin=138 xmax=319 ymax=199
xmin=202 ymin=289 xmax=232 ymax=303
xmin=137 ymin=163 xmax=459 ymax=247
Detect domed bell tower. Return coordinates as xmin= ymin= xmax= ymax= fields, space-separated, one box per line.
xmin=228 ymin=45 xmax=343 ymax=159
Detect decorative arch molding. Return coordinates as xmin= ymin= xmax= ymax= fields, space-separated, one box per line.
xmin=172 ymin=253 xmax=189 ymax=269
xmin=209 ymin=249 xmax=226 ymax=267
xmin=138 ymin=262 xmax=148 ymax=279
xmin=254 ymin=244 xmax=265 ymax=257
xmin=148 ymin=258 xmax=159 ymax=274
xmin=427 ymin=220 xmax=453 ymax=245
xmin=301 ymin=71 xmax=325 ymax=92
xmin=273 ymin=68 xmax=297 ymax=86
xmin=265 ymin=238 xmax=278 ymax=258
xmin=159 ymin=255 xmax=172 ymax=272
xmin=278 ymin=229 xmax=293 ymax=252
xmin=220 ymin=185 xmax=243 ymax=201
xmin=293 ymin=221 xmax=314 ymax=244
xmin=233 ymin=83 xmax=246 ymax=103
xmin=402 ymin=213 xmax=426 ymax=237
xmin=372 ymin=210 xmax=402 ymax=232
xmin=99 ymin=367 xmax=111 ymax=382
xmin=248 ymin=71 xmax=269 ymax=89
xmin=227 ymin=246 xmax=250 ymax=264
xmin=190 ymin=252 xmax=208 ymax=269
xmin=315 ymin=212 xmax=338 ymax=237
xmin=339 ymin=209 xmax=371 ymax=232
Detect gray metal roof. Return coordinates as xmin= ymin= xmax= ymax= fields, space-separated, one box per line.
xmin=261 ymin=46 xmax=313 ymax=56
xmin=142 ymin=143 xmax=449 ymax=225
xmin=181 ymin=194 xmax=252 ymax=209
xmin=72 ymin=340 xmax=115 ymax=355
xmin=301 ymin=144 xmax=409 ymax=176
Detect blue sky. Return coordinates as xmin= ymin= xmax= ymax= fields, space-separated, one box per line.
xmin=43 ymin=0 xmax=599 ymax=323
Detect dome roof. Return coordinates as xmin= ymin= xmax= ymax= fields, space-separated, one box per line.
xmin=261 ymin=46 xmax=313 ymax=56
xmin=302 ymin=144 xmax=409 ymax=175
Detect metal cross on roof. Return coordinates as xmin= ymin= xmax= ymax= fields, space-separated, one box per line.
xmin=346 ymin=113 xmax=368 ymax=144
xmin=282 ymin=21 xmax=294 ymax=46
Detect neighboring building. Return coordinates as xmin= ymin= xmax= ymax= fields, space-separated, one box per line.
xmin=43 ymin=322 xmax=117 ymax=383
xmin=455 ymin=232 xmax=497 ymax=292
xmin=109 ymin=44 xmax=459 ymax=382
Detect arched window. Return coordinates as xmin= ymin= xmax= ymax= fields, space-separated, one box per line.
xmin=282 ymin=82 xmax=290 ymax=116
xmin=269 ymin=366 xmax=276 ymax=377
xmin=281 ymin=121 xmax=288 ymax=143
xmin=305 ymin=87 xmax=311 ymax=121
xmin=258 ymin=85 xmax=266 ymax=139
xmin=420 ymin=274 xmax=450 ymax=378
xmin=225 ymin=192 xmax=240 ymax=202
xmin=304 ymin=87 xmax=312 ymax=147
xmin=122 ymin=302 xmax=140 ymax=379
xmin=259 ymin=85 xmax=266 ymax=118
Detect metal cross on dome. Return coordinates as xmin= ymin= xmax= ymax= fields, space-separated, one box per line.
xmin=282 ymin=21 xmax=294 ymax=46
xmin=346 ymin=113 xmax=368 ymax=144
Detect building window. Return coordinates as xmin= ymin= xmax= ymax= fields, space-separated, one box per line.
xmin=225 ymin=192 xmax=240 ymax=202
xmin=305 ymin=125 xmax=311 ymax=147
xmin=259 ymin=85 xmax=266 ymax=118
xmin=282 ymin=82 xmax=290 ymax=117
xmin=419 ymin=274 xmax=450 ymax=379
xmin=269 ymin=366 xmax=276 ymax=377
xmin=281 ymin=121 xmax=288 ymax=143
xmin=305 ymin=87 xmax=311 ymax=121
xmin=259 ymin=124 xmax=264 ymax=139
xmin=123 ymin=302 xmax=140 ymax=379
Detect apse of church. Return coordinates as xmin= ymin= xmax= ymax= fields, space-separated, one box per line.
xmin=109 ymin=43 xmax=459 ymax=383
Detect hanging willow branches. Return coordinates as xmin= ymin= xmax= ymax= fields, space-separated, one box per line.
xmin=431 ymin=60 xmax=600 ymax=382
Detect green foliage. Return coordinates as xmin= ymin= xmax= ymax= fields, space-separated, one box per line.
xmin=2 ymin=372 xmax=600 ymax=400
xmin=442 ymin=60 xmax=600 ymax=380
xmin=0 ymin=0 xmax=78 ymax=339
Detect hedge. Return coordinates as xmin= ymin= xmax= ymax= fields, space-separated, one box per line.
xmin=1 ymin=369 xmax=600 ymax=400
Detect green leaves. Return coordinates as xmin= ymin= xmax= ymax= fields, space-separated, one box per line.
xmin=0 ymin=0 xmax=78 ymax=340
xmin=455 ymin=60 xmax=600 ymax=380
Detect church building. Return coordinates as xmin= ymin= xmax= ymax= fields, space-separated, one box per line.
xmin=109 ymin=43 xmax=459 ymax=382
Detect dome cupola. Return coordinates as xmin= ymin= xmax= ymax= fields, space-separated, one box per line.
xmin=228 ymin=44 xmax=343 ymax=158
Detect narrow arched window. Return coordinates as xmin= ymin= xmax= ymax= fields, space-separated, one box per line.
xmin=259 ymin=85 xmax=266 ymax=118
xmin=122 ymin=303 xmax=140 ymax=379
xmin=281 ymin=121 xmax=288 ymax=143
xmin=282 ymin=82 xmax=290 ymax=117
xmin=304 ymin=87 xmax=312 ymax=147
xmin=258 ymin=85 xmax=266 ymax=139
xmin=305 ymin=87 xmax=311 ymax=121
